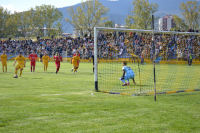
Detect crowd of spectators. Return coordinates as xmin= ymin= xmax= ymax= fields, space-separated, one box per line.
xmin=0 ymin=36 xmax=95 ymax=59
xmin=0 ymin=31 xmax=200 ymax=61
xmin=96 ymin=31 xmax=200 ymax=61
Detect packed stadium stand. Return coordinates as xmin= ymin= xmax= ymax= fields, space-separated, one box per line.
xmin=0 ymin=31 xmax=200 ymax=62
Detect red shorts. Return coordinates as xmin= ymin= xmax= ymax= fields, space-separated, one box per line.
xmin=30 ymin=61 xmax=36 ymax=66
xmin=55 ymin=63 xmax=60 ymax=68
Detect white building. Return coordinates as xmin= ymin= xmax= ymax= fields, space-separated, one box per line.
xmin=73 ymin=24 xmax=127 ymax=37
xmin=115 ymin=24 xmax=127 ymax=28
xmin=158 ymin=18 xmax=163 ymax=31
xmin=73 ymin=28 xmax=91 ymax=37
xmin=158 ymin=15 xmax=176 ymax=31
xmin=62 ymin=33 xmax=72 ymax=38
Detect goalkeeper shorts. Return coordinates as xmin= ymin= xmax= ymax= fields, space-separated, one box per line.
xmin=124 ymin=73 xmax=135 ymax=80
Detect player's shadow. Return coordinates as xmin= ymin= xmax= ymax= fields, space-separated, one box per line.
xmin=2 ymin=72 xmax=12 ymax=73
xmin=35 ymin=72 xmax=51 ymax=73
xmin=39 ymin=72 xmax=66 ymax=74
xmin=131 ymin=84 xmax=149 ymax=87
xmin=85 ymin=72 xmax=95 ymax=75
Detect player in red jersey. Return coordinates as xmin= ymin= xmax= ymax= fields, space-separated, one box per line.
xmin=54 ymin=53 xmax=63 ymax=74
xmin=28 ymin=51 xmax=38 ymax=72
xmin=71 ymin=50 xmax=80 ymax=73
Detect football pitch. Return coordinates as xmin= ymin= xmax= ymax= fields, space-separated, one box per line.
xmin=0 ymin=61 xmax=200 ymax=132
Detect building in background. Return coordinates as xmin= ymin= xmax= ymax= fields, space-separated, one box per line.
xmin=62 ymin=33 xmax=72 ymax=38
xmin=114 ymin=24 xmax=127 ymax=28
xmin=73 ymin=24 xmax=127 ymax=37
xmin=158 ymin=15 xmax=176 ymax=31
xmin=73 ymin=28 xmax=90 ymax=37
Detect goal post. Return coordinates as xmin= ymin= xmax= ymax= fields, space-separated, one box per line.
xmin=152 ymin=15 xmax=156 ymax=101
xmin=62 ymin=50 xmax=68 ymax=62
xmin=94 ymin=27 xmax=98 ymax=91
xmin=94 ymin=26 xmax=200 ymax=96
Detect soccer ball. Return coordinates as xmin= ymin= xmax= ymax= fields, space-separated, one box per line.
xmin=13 ymin=75 xmax=18 ymax=78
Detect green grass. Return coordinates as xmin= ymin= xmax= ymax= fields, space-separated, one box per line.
xmin=98 ymin=62 xmax=200 ymax=95
xmin=0 ymin=61 xmax=200 ymax=132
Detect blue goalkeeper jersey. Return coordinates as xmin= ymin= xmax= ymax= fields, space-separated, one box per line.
xmin=122 ymin=66 xmax=134 ymax=75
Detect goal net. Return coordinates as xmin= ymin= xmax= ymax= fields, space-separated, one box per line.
xmin=62 ymin=51 xmax=68 ymax=62
xmin=94 ymin=27 xmax=200 ymax=96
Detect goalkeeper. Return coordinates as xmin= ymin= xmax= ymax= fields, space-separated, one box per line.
xmin=119 ymin=61 xmax=136 ymax=86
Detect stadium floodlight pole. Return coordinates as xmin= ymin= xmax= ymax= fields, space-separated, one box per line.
xmin=152 ymin=15 xmax=156 ymax=101
xmin=94 ymin=27 xmax=98 ymax=91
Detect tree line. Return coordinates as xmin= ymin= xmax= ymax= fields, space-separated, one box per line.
xmin=0 ymin=5 xmax=63 ymax=38
xmin=0 ymin=0 xmax=199 ymax=38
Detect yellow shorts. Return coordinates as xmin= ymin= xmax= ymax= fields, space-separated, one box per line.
xmin=2 ymin=62 xmax=7 ymax=67
xmin=16 ymin=64 xmax=24 ymax=70
xmin=73 ymin=63 xmax=78 ymax=68
xmin=44 ymin=63 xmax=48 ymax=67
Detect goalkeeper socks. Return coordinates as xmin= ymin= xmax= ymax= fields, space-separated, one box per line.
xmin=127 ymin=79 xmax=129 ymax=83
xmin=121 ymin=79 xmax=126 ymax=84
xmin=15 ymin=70 xmax=17 ymax=75
xmin=31 ymin=67 xmax=32 ymax=72
xmin=20 ymin=71 xmax=22 ymax=77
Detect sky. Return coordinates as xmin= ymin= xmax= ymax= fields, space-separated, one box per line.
xmin=0 ymin=0 xmax=87 ymax=13
xmin=2 ymin=0 xmax=198 ymax=13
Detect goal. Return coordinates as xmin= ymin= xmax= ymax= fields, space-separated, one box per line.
xmin=94 ymin=27 xmax=200 ymax=97
xmin=62 ymin=51 xmax=68 ymax=62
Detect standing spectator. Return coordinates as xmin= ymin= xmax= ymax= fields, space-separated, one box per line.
xmin=72 ymin=48 xmax=76 ymax=55
xmin=51 ymin=34 xmax=54 ymax=40
xmin=9 ymin=36 xmax=11 ymax=43
xmin=37 ymin=35 xmax=40 ymax=41
xmin=40 ymin=51 xmax=43 ymax=62
xmin=141 ymin=52 xmax=144 ymax=65
xmin=188 ymin=53 xmax=193 ymax=66
xmin=167 ymin=48 xmax=171 ymax=61
xmin=150 ymin=49 xmax=153 ymax=61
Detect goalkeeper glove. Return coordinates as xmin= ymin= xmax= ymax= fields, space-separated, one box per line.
xmin=119 ymin=76 xmax=124 ymax=80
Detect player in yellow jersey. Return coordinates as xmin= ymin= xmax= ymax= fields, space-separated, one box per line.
xmin=13 ymin=52 xmax=26 ymax=78
xmin=71 ymin=51 xmax=80 ymax=74
xmin=0 ymin=51 xmax=8 ymax=73
xmin=42 ymin=52 xmax=50 ymax=73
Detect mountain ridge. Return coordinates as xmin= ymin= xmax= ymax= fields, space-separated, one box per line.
xmin=58 ymin=0 xmax=199 ymax=34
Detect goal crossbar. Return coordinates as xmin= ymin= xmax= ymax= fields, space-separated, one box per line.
xmin=95 ymin=27 xmax=200 ymax=35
